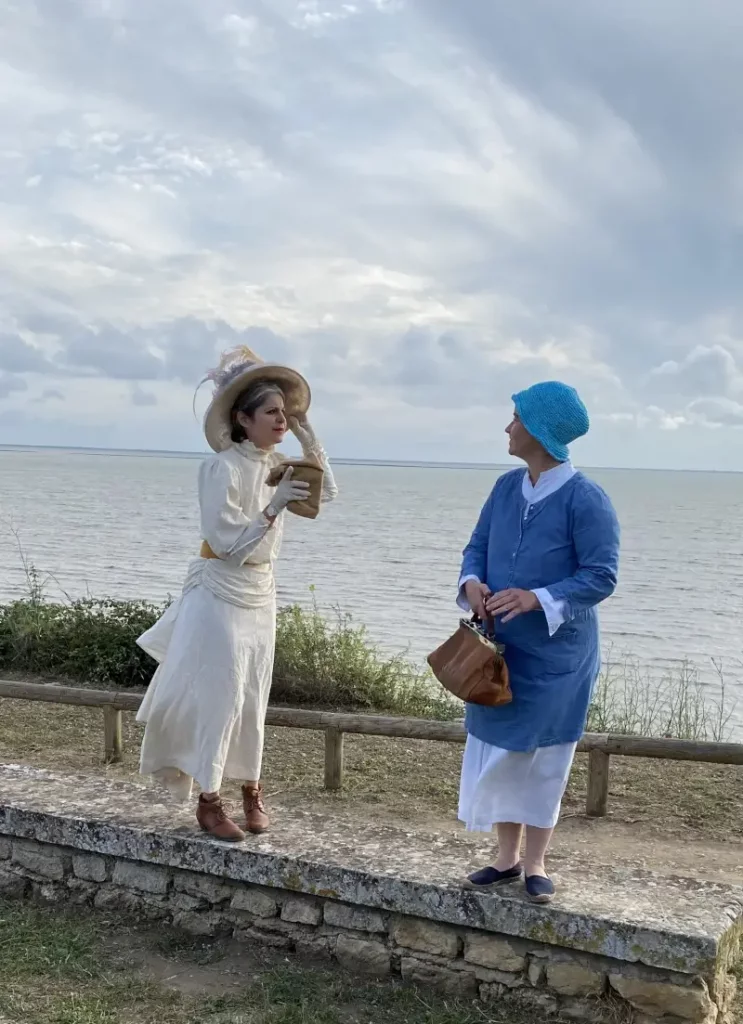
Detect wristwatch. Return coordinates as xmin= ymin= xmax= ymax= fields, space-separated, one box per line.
xmin=265 ymin=503 xmax=279 ymax=519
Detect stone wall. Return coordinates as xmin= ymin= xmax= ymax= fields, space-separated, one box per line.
xmin=0 ymin=834 xmax=735 ymax=1024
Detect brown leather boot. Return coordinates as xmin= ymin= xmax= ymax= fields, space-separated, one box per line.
xmin=196 ymin=794 xmax=245 ymax=842
xmin=242 ymin=783 xmax=269 ymax=834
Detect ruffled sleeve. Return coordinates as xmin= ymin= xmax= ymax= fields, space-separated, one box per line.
xmin=198 ymin=456 xmax=272 ymax=566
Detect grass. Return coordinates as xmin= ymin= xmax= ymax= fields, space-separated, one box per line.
xmin=0 ymin=901 xmax=590 ymax=1024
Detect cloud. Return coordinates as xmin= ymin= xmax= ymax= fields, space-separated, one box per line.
xmin=687 ymin=397 xmax=743 ymax=428
xmin=648 ymin=345 xmax=743 ymax=400
xmin=0 ymin=374 xmax=29 ymax=400
xmin=0 ymin=1 xmax=742 ymax=467
xmin=0 ymin=335 xmax=53 ymax=374
xmin=131 ymin=383 xmax=157 ymax=407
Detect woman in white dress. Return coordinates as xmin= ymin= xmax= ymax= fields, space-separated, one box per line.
xmin=136 ymin=346 xmax=338 ymax=841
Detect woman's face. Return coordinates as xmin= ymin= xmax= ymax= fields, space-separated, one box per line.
xmin=237 ymin=393 xmax=287 ymax=449
xmin=505 ymin=410 xmax=538 ymax=461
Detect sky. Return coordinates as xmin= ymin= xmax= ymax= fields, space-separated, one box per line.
xmin=1 ymin=1 xmax=743 ymax=470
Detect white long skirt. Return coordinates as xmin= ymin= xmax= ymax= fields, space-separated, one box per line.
xmin=136 ymin=584 xmax=276 ymax=801
xmin=458 ymin=735 xmax=577 ymax=831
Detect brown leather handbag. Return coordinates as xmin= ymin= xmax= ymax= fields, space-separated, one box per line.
xmin=266 ymin=459 xmax=325 ymax=520
xmin=427 ymin=618 xmax=512 ymax=707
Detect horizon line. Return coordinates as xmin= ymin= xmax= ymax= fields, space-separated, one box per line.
xmin=0 ymin=442 xmax=739 ymax=475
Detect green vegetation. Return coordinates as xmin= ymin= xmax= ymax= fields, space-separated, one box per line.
xmin=0 ymin=563 xmax=736 ymax=738
xmin=0 ymin=587 xmax=456 ymax=719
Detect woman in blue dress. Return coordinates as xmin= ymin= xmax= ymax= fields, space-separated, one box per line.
xmin=458 ymin=382 xmax=620 ymax=903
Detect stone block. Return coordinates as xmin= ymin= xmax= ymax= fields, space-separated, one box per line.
xmin=172 ymin=911 xmax=229 ymax=937
xmin=509 ymin=987 xmax=560 ymax=1014
xmin=546 ymin=961 xmax=605 ymax=997
xmin=401 ymin=957 xmax=478 ymax=998
xmin=66 ymin=878 xmax=97 ymax=906
xmin=336 ymin=935 xmax=390 ymax=977
xmin=393 ymin=918 xmax=460 ymax=958
xmin=281 ymin=897 xmax=322 ymax=927
xmin=610 ymin=975 xmax=714 ymax=1021
xmin=94 ymin=886 xmax=143 ymax=914
xmin=560 ymin=999 xmax=607 ymax=1022
xmin=0 ymin=868 xmax=28 ymax=898
xmin=296 ymin=934 xmax=336 ymax=961
xmin=234 ymin=926 xmax=293 ymax=950
xmin=0 ymin=837 xmax=11 ymax=860
xmin=173 ymin=871 xmax=233 ymax=904
xmin=463 ymin=933 xmax=525 ymax=973
xmin=528 ymin=960 xmax=544 ymax=987
xmin=324 ymin=902 xmax=387 ymax=934
xmin=231 ymin=889 xmax=278 ymax=918
xmin=171 ymin=893 xmax=207 ymax=914
xmin=35 ymin=881 xmax=66 ymax=904
xmin=113 ymin=860 xmax=170 ymax=895
xmin=94 ymin=886 xmax=170 ymax=921
xmin=72 ymin=853 xmax=108 ymax=883
xmin=12 ymin=840 xmax=67 ymax=880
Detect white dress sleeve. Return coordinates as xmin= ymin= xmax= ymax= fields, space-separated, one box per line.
xmin=299 ymin=440 xmax=339 ymax=504
xmin=457 ymin=575 xmax=481 ymax=612
xmin=199 ymin=457 xmax=273 ymax=566
xmin=532 ymin=588 xmax=567 ymax=637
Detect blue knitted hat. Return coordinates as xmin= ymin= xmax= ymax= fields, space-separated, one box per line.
xmin=511 ymin=381 xmax=589 ymax=463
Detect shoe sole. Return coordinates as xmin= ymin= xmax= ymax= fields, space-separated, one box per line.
xmin=463 ymin=876 xmax=522 ymax=892
xmin=527 ymin=892 xmax=554 ymax=904
xmin=198 ymin=825 xmax=246 ymax=843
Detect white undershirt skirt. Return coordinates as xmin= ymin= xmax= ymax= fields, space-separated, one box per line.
xmin=458 ymin=734 xmax=577 ymax=831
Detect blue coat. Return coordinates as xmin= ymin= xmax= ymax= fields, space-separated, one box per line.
xmin=460 ymin=469 xmax=620 ymax=751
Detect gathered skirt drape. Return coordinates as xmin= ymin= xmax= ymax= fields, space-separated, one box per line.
xmin=137 ymin=583 xmax=276 ymax=801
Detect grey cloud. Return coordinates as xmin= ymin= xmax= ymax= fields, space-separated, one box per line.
xmin=0 ymin=373 xmax=29 ymax=400
xmin=687 ymin=397 xmax=743 ymax=427
xmin=61 ymin=327 xmax=164 ymax=381
xmin=0 ymin=335 xmax=54 ymax=374
xmin=131 ymin=384 xmax=157 ymax=407
xmin=2 ymin=1 xmax=743 ymax=466
xmin=648 ymin=345 xmax=743 ymax=400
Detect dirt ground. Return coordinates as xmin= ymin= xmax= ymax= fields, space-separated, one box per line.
xmin=1 ymin=698 xmax=742 ymax=884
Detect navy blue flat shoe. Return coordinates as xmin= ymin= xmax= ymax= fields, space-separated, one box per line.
xmin=525 ymin=875 xmax=555 ymax=904
xmin=464 ymin=864 xmax=523 ymax=891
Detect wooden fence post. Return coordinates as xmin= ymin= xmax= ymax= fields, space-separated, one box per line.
xmin=324 ymin=728 xmax=344 ymax=791
xmin=103 ymin=707 xmax=123 ymax=764
xmin=586 ymin=749 xmax=610 ymax=817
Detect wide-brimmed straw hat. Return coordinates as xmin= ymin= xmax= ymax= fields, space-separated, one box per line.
xmin=199 ymin=345 xmax=311 ymax=453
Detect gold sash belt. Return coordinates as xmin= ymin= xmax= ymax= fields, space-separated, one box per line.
xmin=200 ymin=541 xmax=220 ymax=560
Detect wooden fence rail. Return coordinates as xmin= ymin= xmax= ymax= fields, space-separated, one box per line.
xmin=2 ymin=679 xmax=743 ymax=817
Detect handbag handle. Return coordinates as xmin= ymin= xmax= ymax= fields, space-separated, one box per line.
xmin=471 ymin=614 xmax=495 ymax=638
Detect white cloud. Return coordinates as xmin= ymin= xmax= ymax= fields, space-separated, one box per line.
xmin=0 ymin=1 xmax=742 ymax=467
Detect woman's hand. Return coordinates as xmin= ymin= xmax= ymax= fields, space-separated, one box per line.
xmin=464 ymin=580 xmax=491 ymax=620
xmin=270 ymin=466 xmax=311 ymax=511
xmin=485 ymin=588 xmax=541 ymax=623
xmin=288 ymin=415 xmax=318 ymax=452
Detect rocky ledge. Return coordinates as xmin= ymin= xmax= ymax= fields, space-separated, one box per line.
xmin=0 ymin=764 xmax=741 ymax=1023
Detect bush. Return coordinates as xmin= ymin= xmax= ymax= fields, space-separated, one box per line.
xmin=273 ymin=602 xmax=456 ymax=719
xmin=0 ymin=597 xmax=160 ymax=690
xmin=0 ymin=594 xmax=459 ymax=720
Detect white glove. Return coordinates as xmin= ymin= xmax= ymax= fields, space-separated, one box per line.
xmin=289 ymin=415 xmax=339 ymax=504
xmin=270 ymin=466 xmax=311 ymax=512
xmin=289 ymin=415 xmax=321 ymax=456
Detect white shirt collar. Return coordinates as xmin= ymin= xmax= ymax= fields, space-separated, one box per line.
xmin=522 ymin=461 xmax=576 ymax=506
